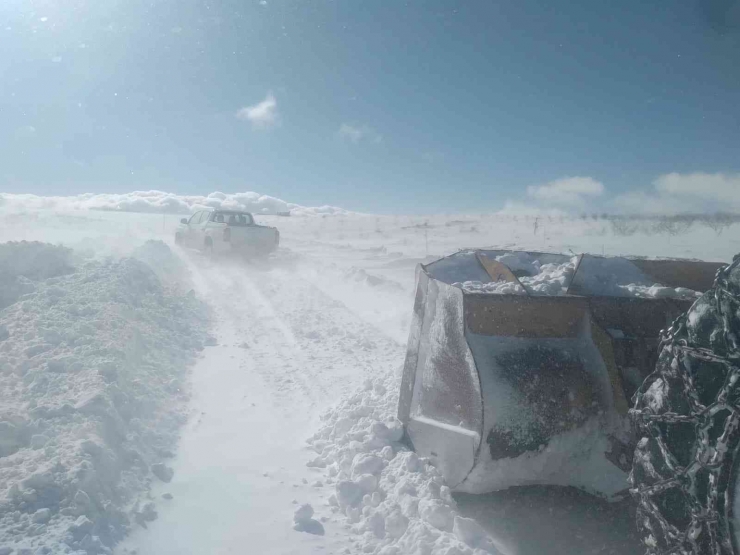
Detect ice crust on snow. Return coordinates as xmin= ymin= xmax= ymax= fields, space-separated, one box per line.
xmin=0 ymin=241 xmax=208 ymax=554
xmin=449 ymin=251 xmax=701 ymax=299
xmin=306 ymin=368 xmax=503 ymax=555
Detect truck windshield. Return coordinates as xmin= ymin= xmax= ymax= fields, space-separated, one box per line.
xmin=210 ymin=213 xmax=253 ymax=226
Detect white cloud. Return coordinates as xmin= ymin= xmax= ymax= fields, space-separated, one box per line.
xmin=526 ymin=176 xmax=605 ymax=206
xmin=654 ymin=172 xmax=740 ymax=204
xmin=614 ymin=172 xmax=740 ymax=214
xmin=337 ymin=123 xmax=382 ymax=144
xmin=236 ymin=93 xmax=278 ymax=129
xmin=0 ymin=190 xmax=350 ymax=216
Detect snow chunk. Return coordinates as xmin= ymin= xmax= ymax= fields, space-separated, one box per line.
xmin=419 ymin=499 xmax=454 ymax=531
xmin=69 ymin=516 xmax=93 ymax=538
xmin=352 ymin=453 xmax=384 ymax=477
xmin=303 ymin=368 xmax=502 ymax=555
xmin=454 ymin=254 xmax=577 ymax=296
xmin=32 ymin=508 xmax=51 ymax=524
xmin=293 ymin=503 xmax=314 ymax=523
xmin=293 ymin=503 xmax=324 ymax=535
xmin=151 ymin=462 xmax=175 ymax=483
xmin=356 ymin=473 xmax=378 ymax=493
xmin=336 ymin=480 xmax=364 ymax=507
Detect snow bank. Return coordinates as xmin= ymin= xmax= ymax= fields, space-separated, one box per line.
xmin=0 ymin=191 xmax=349 ymax=217
xmin=0 ymin=243 xmax=76 ymax=311
xmin=130 ymin=240 xmax=190 ymax=290
xmin=0 ymin=242 xmax=209 ymax=554
xmin=305 ymin=371 xmax=503 ymax=555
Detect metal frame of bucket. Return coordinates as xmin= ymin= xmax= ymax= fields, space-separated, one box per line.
xmin=398 ymin=250 xmax=725 ymax=497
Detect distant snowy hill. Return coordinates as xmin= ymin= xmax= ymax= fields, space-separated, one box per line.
xmin=0 ymin=190 xmax=350 ymax=216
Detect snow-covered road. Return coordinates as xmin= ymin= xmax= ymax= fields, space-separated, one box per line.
xmin=118 ymin=251 xmax=404 ymax=555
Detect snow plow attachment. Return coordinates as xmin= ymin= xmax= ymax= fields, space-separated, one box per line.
xmin=398 ymin=250 xmax=724 ymax=497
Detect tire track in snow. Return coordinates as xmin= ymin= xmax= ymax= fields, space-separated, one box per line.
xmin=181 ymin=254 xmax=323 ymax=410
xmin=239 ymin=261 xmax=405 ymax=401
xmin=179 ymin=251 xmax=402 ymax=412
xmin=118 ymin=250 xmax=375 ymax=555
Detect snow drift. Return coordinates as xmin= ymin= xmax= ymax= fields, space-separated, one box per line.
xmin=0 ymin=241 xmax=209 ymax=555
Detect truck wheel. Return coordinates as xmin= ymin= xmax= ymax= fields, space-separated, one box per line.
xmin=204 ymin=237 xmax=214 ymax=256
xmin=175 ymin=232 xmax=184 ymax=245
xmin=630 ymin=257 xmax=740 ymax=555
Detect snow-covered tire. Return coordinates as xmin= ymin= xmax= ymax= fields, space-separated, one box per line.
xmin=175 ymin=232 xmax=184 ymax=245
xmin=630 ymin=256 xmax=740 ymax=555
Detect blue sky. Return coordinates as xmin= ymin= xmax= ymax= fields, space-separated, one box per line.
xmin=1 ymin=0 xmax=739 ymax=213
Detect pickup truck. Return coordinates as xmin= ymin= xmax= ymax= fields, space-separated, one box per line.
xmin=175 ymin=209 xmax=279 ymax=256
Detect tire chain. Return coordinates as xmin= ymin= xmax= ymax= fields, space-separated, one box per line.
xmin=630 ymin=257 xmax=740 ymax=555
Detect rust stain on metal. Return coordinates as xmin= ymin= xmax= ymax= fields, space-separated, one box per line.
xmin=466 ymin=296 xmax=588 ymax=338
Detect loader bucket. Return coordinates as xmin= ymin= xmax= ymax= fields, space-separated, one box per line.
xmin=398 ymin=250 xmax=724 ymax=497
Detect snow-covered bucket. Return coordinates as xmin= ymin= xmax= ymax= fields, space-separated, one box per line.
xmin=398 ymin=250 xmax=723 ymax=497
